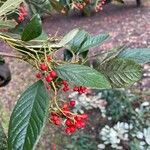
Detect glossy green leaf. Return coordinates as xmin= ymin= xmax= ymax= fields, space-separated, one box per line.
xmin=0 ymin=123 xmax=7 ymax=150
xmin=99 ymin=58 xmax=142 ymax=88
xmin=8 ymin=80 xmax=49 ymax=150
xmin=118 ymin=48 xmax=150 ymax=64
xmin=58 ymin=28 xmax=79 ymax=47
xmin=56 ymin=64 xmax=111 ymax=89
xmin=79 ymin=33 xmax=109 ymax=53
xmin=21 ymin=14 xmax=42 ymax=41
xmin=68 ymin=30 xmax=90 ymax=53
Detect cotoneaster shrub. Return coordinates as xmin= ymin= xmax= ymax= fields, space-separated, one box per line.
xmin=0 ymin=0 xmax=149 ymax=149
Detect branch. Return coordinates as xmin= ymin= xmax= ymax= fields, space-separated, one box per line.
xmin=0 ymin=52 xmax=22 ymax=59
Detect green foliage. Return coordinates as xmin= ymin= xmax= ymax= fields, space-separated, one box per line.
xmin=68 ymin=29 xmax=90 ymax=53
xmin=56 ymin=64 xmax=111 ymax=89
xmin=25 ymin=0 xmax=51 ymax=15
xmin=65 ymin=131 xmax=98 ymax=150
xmin=99 ymin=58 xmax=142 ymax=88
xmin=100 ymin=89 xmax=137 ymax=121
xmin=58 ymin=28 xmax=79 ymax=47
xmin=21 ymin=14 xmax=42 ymax=41
xmin=8 ymin=80 xmax=49 ymax=150
xmin=118 ymin=48 xmax=150 ymax=65
xmin=78 ymin=33 xmax=109 ymax=53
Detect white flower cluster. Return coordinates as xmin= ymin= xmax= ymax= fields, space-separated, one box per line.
xmin=136 ymin=127 xmax=150 ymax=150
xmin=98 ymin=122 xmax=133 ymax=150
xmin=69 ymin=92 xmax=107 ymax=117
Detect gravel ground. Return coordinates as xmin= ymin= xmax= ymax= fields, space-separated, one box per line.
xmin=0 ymin=0 xmax=150 ymax=139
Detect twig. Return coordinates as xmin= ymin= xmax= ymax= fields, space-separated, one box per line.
xmin=0 ymin=52 xmax=22 ymax=59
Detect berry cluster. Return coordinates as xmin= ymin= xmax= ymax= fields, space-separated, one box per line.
xmin=73 ymin=86 xmax=88 ymax=94
xmin=49 ymin=100 xmax=88 ymax=134
xmin=62 ymin=80 xmax=69 ymax=92
xmin=18 ymin=3 xmax=27 ymax=22
xmin=73 ymin=0 xmax=91 ymax=10
xmin=95 ymin=0 xmax=106 ymax=12
xmin=35 ymin=55 xmax=58 ymax=89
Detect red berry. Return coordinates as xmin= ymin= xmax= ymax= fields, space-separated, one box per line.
xmin=81 ymin=113 xmax=88 ymax=120
xmin=65 ymin=128 xmax=71 ymax=134
xmin=40 ymin=63 xmax=48 ymax=71
xmin=47 ymin=55 xmax=52 ymax=61
xmin=50 ymin=70 xmax=57 ymax=78
xmin=62 ymin=80 xmax=68 ymax=86
xmin=69 ymin=100 xmax=76 ymax=107
xmin=65 ymin=119 xmax=74 ymax=126
xmin=73 ymin=86 xmax=78 ymax=92
xmin=45 ymin=75 xmax=52 ymax=82
xmin=55 ymin=120 xmax=61 ymax=126
xmin=36 ymin=72 xmax=42 ymax=78
xmin=76 ymin=120 xmax=85 ymax=129
xmin=63 ymin=86 xmax=69 ymax=92
xmin=62 ymin=103 xmax=68 ymax=110
xmin=51 ymin=115 xmax=59 ymax=121
xmin=69 ymin=126 xmax=76 ymax=133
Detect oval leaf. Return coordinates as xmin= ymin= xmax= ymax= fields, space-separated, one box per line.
xmin=79 ymin=33 xmax=109 ymax=53
xmin=58 ymin=28 xmax=79 ymax=47
xmin=8 ymin=80 xmax=49 ymax=150
xmin=56 ymin=64 xmax=111 ymax=89
xmin=21 ymin=14 xmax=42 ymax=41
xmin=99 ymin=58 xmax=142 ymax=88
xmin=118 ymin=48 xmax=150 ymax=64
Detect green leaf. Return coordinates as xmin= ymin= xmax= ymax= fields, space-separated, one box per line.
xmin=50 ymin=0 xmax=65 ymax=13
xmin=34 ymin=30 xmax=48 ymax=41
xmin=118 ymin=48 xmax=150 ymax=64
xmin=99 ymin=58 xmax=142 ymax=88
xmin=56 ymin=64 xmax=111 ymax=89
xmin=0 ymin=123 xmax=7 ymax=150
xmin=79 ymin=33 xmax=109 ymax=53
xmin=8 ymin=80 xmax=49 ymax=150
xmin=68 ymin=30 xmax=90 ymax=53
xmin=21 ymin=14 xmax=42 ymax=41
xmin=0 ymin=0 xmax=23 ymax=16
xmin=58 ymin=28 xmax=79 ymax=47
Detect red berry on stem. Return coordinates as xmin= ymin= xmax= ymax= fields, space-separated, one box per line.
xmin=65 ymin=119 xmax=74 ymax=126
xmin=40 ymin=63 xmax=48 ymax=71
xmin=55 ymin=120 xmax=61 ymax=126
xmin=69 ymin=100 xmax=76 ymax=107
xmin=69 ymin=126 xmax=76 ymax=133
xmin=36 ymin=72 xmax=42 ymax=78
xmin=76 ymin=120 xmax=85 ymax=129
xmin=50 ymin=70 xmax=57 ymax=78
xmin=65 ymin=127 xmax=71 ymax=134
xmin=73 ymin=86 xmax=78 ymax=92
xmin=47 ymin=55 xmax=52 ymax=61
xmin=45 ymin=75 xmax=52 ymax=82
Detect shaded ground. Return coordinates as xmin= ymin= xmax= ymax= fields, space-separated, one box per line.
xmin=0 ymin=0 xmax=150 ymax=149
